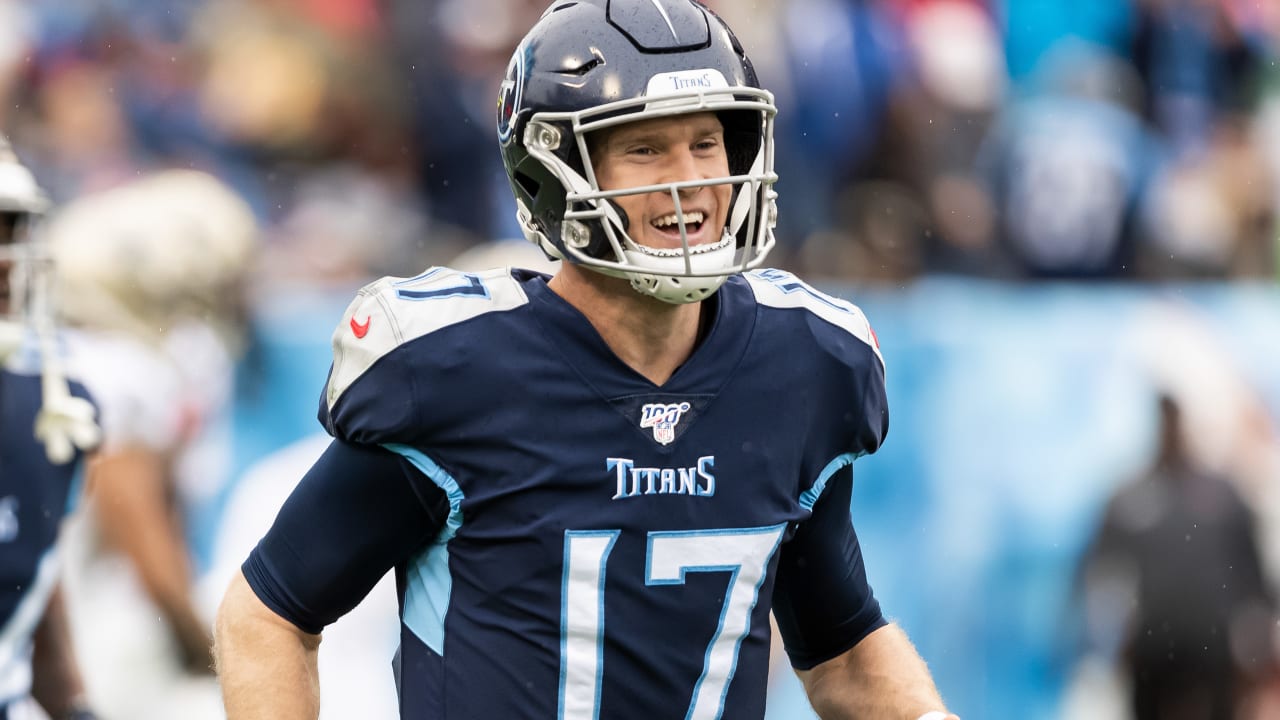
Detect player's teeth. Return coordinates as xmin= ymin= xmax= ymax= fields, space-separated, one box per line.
xmin=652 ymin=212 xmax=704 ymax=228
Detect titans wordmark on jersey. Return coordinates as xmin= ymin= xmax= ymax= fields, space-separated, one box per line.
xmin=314 ymin=266 xmax=886 ymax=719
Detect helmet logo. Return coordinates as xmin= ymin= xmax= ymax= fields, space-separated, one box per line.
xmin=643 ymin=69 xmax=732 ymax=108
xmin=350 ymin=314 xmax=371 ymax=339
xmin=497 ymin=44 xmax=527 ymax=144
xmin=639 ymin=402 xmax=691 ymax=445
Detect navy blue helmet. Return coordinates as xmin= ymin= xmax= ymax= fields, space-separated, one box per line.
xmin=497 ymin=0 xmax=778 ymax=303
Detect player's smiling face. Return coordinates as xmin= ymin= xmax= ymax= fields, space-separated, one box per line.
xmin=589 ymin=112 xmax=732 ymax=251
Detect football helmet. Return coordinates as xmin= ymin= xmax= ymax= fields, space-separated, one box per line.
xmin=46 ymin=169 xmax=258 ymax=353
xmin=497 ymin=0 xmax=778 ymax=304
xmin=0 ymin=135 xmax=51 ymax=357
xmin=0 ymin=135 xmax=100 ymax=463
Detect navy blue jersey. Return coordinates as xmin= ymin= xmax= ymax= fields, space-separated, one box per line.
xmin=247 ymin=267 xmax=888 ymax=720
xmin=0 ymin=355 xmax=94 ymax=704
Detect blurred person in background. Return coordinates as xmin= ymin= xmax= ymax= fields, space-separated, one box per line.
xmin=1130 ymin=0 xmax=1266 ymax=161
xmin=1075 ymin=391 xmax=1277 ymax=720
xmin=189 ymin=0 xmax=425 ymax=221
xmin=724 ymin=0 xmax=915 ymax=275
xmin=1128 ymin=0 xmax=1276 ymax=280
xmin=995 ymin=0 xmax=1137 ymax=84
xmin=881 ymin=0 xmax=1011 ymax=280
xmin=0 ymin=2 xmax=35 ymax=130
xmin=974 ymin=40 xmax=1163 ymax=279
xmin=379 ymin=0 xmax=547 ymax=245
xmin=1 ymin=0 xmax=444 ymax=274
xmin=1136 ymin=120 xmax=1275 ymax=280
xmin=44 ymin=170 xmax=258 ymax=720
xmin=0 ymin=136 xmax=102 ymax=720
xmin=990 ymin=0 xmax=1276 ymax=282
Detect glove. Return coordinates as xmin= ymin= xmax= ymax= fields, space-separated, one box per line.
xmin=32 ymin=324 xmax=103 ymax=465
xmin=35 ymin=393 xmax=102 ymax=464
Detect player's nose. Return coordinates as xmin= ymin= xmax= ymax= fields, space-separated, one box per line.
xmin=662 ymin=148 xmax=708 ymax=199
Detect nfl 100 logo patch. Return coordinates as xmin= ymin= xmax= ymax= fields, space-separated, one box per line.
xmin=639 ymin=402 xmax=691 ymax=445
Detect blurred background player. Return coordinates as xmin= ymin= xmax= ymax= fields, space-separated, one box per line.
xmin=45 ymin=170 xmax=258 ymax=720
xmin=0 ymin=135 xmax=101 ymax=720
xmin=1074 ymin=391 xmax=1276 ymax=719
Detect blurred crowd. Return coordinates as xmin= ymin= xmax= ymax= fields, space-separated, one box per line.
xmin=1 ymin=0 xmax=1278 ymax=288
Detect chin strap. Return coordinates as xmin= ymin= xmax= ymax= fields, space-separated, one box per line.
xmin=30 ymin=274 xmax=100 ymax=464
xmin=34 ymin=326 xmax=100 ymax=464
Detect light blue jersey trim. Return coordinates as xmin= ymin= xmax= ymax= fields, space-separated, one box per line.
xmin=0 ymin=546 xmax=62 ymax=702
xmin=382 ymin=443 xmax=466 ymax=655
xmin=798 ymin=452 xmax=860 ymax=511
xmin=64 ymin=462 xmax=88 ymax=516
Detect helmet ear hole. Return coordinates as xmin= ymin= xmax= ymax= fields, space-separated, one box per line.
xmin=717 ymin=109 xmax=762 ymax=177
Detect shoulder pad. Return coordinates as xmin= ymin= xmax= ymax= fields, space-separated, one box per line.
xmin=325 ymin=266 xmax=530 ymax=409
xmin=743 ymin=269 xmax=883 ymax=368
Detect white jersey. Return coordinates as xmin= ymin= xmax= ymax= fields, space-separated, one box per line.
xmin=59 ymin=324 xmax=233 ymax=720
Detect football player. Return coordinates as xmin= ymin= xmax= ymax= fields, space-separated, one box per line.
xmin=215 ymin=2 xmax=958 ymax=718
xmin=0 ymin=135 xmax=101 ymax=720
xmin=46 ymin=169 xmax=256 ymax=720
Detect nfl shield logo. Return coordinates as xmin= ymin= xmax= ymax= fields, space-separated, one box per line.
xmin=639 ymin=402 xmax=691 ymax=445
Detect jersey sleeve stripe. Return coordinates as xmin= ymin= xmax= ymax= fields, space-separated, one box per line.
xmin=798 ymin=452 xmax=860 ymax=512
xmin=381 ymin=443 xmax=465 ymax=540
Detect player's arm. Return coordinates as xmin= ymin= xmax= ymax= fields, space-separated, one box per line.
xmin=85 ymin=445 xmax=213 ymax=673
xmin=772 ymin=474 xmax=956 ymax=720
xmin=31 ymin=584 xmax=96 ymax=720
xmin=216 ymin=571 xmax=322 ymax=720
xmin=797 ymin=624 xmax=955 ymax=720
xmin=214 ymin=438 xmax=448 ymax=720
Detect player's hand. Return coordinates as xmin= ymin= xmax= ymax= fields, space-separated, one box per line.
xmin=35 ymin=394 xmax=102 ymax=464
xmin=176 ymin=619 xmax=217 ymax=676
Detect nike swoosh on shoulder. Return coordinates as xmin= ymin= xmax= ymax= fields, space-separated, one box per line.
xmin=350 ymin=315 xmax=371 ymax=339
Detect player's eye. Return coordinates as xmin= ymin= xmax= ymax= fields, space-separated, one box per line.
xmin=693 ymin=136 xmax=722 ymax=153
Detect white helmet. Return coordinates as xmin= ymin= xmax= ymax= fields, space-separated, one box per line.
xmin=0 ymin=135 xmax=101 ymax=463
xmin=46 ymin=169 xmax=258 ymax=349
xmin=0 ymin=135 xmax=51 ymax=357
